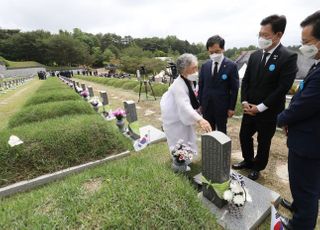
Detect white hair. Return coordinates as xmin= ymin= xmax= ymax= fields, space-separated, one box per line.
xmin=176 ymin=53 xmax=198 ymax=74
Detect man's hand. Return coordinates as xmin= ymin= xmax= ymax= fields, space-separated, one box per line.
xmin=243 ymin=102 xmax=255 ymax=116
xmin=243 ymin=103 xmax=259 ymax=116
xmin=227 ymin=110 xmax=235 ymax=118
xmin=198 ymin=119 xmax=212 ymax=133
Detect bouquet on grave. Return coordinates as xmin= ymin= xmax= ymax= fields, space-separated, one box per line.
xmin=112 ymin=108 xmax=126 ymax=120
xmin=80 ymin=90 xmax=89 ymax=98
xmin=171 ymin=139 xmax=196 ymax=172
xmin=223 ymin=172 xmax=250 ymax=218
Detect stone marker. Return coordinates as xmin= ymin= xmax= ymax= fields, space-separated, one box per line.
xmin=202 ymin=131 xmax=231 ymax=208
xmin=194 ymin=172 xmax=281 ymax=230
xmin=139 ymin=125 xmax=166 ymax=144
xmin=88 ymin=86 xmax=94 ymax=97
xmin=81 ymin=83 xmax=86 ymax=91
xmin=100 ymin=91 xmax=109 ymax=105
xmin=123 ymin=100 xmax=138 ymax=123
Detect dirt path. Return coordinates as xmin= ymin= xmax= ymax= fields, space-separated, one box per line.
xmin=74 ymin=78 xmax=319 ymax=226
xmin=0 ymin=79 xmax=43 ymax=130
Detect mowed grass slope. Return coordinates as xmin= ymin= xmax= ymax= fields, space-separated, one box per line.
xmin=0 ymin=77 xmax=132 ymax=187
xmin=0 ymin=143 xmax=218 ymax=229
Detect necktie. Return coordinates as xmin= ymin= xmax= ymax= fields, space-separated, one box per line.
xmin=213 ymin=62 xmax=218 ymax=78
xmin=258 ymin=52 xmax=270 ymax=79
xmin=261 ymin=52 xmax=270 ymax=66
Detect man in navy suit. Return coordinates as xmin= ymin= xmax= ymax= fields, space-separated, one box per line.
xmin=232 ymin=15 xmax=298 ymax=180
xmin=277 ymin=11 xmax=320 ymax=230
xmin=198 ymin=35 xmax=239 ymax=134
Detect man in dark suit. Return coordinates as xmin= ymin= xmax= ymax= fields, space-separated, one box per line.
xmin=198 ymin=35 xmax=239 ymax=134
xmin=277 ymin=11 xmax=320 ymax=230
xmin=232 ymin=15 xmax=298 ymax=180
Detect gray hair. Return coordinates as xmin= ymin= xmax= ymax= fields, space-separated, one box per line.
xmin=176 ymin=53 xmax=198 ymax=74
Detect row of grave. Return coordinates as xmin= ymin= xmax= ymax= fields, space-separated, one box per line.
xmin=58 ymin=76 xmax=166 ymax=149
xmin=59 ymin=76 xmax=282 ymax=229
xmin=0 ymin=76 xmax=34 ymax=93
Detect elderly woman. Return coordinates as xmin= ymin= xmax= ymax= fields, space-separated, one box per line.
xmin=160 ymin=53 xmax=212 ymax=154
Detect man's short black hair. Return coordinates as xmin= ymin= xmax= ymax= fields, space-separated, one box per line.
xmin=260 ymin=15 xmax=287 ymax=34
xmin=206 ymin=35 xmax=225 ymax=50
xmin=300 ymin=10 xmax=320 ymax=40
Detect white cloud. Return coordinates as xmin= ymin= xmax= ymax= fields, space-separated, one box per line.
xmin=0 ymin=0 xmax=319 ymax=48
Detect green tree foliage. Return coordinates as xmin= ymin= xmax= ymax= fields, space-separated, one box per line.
xmin=0 ymin=28 xmax=263 ymax=69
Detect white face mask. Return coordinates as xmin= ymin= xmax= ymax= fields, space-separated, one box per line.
xmin=210 ymin=53 xmax=223 ymax=62
xmin=186 ymin=71 xmax=199 ymax=81
xmin=258 ymin=37 xmax=273 ymax=50
xmin=299 ymin=44 xmax=319 ymax=59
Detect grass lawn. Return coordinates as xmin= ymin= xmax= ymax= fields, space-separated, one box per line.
xmin=0 ymin=143 xmax=219 ymax=229
xmin=0 ymin=78 xmax=132 ymax=187
xmin=0 ymin=79 xmax=43 ymax=130
xmin=0 ymin=56 xmax=43 ymax=69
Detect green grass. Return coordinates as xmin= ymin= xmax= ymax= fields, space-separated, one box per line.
xmin=0 ymin=114 xmax=132 ymax=187
xmin=24 ymin=89 xmax=81 ymax=106
xmin=1 ymin=77 xmax=132 ymax=187
xmin=8 ymin=100 xmax=96 ymax=128
xmin=0 ymin=79 xmax=43 ymax=130
xmin=75 ymin=75 xmax=169 ymax=97
xmin=0 ymin=143 xmax=218 ymax=229
xmin=0 ymin=56 xmax=43 ymax=69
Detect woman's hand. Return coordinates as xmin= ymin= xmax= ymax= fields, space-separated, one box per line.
xmin=198 ymin=119 xmax=212 ymax=133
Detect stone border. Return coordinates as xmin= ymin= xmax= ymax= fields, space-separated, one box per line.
xmin=0 ymin=150 xmax=130 ymax=198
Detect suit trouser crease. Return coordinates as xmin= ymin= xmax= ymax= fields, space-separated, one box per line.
xmin=239 ymin=115 xmax=276 ymax=171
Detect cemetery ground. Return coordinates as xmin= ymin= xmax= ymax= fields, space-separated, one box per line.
xmin=0 ymin=77 xmax=318 ymax=229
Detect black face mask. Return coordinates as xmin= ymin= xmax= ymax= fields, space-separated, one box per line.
xmin=181 ymin=76 xmax=200 ymax=110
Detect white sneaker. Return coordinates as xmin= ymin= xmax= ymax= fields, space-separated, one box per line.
xmin=186 ymin=166 xmax=191 ymax=172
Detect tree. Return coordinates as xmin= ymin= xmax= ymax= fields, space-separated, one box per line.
xmin=103 ymin=48 xmax=115 ymax=62
xmin=47 ymin=34 xmax=91 ymax=66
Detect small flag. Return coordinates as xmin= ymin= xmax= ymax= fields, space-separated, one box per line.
xmin=270 ymin=204 xmax=284 ymax=230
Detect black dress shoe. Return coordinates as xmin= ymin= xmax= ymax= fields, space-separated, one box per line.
xmin=279 ymin=215 xmax=293 ymax=230
xmin=232 ymin=160 xmax=253 ymax=170
xmin=280 ymin=198 xmax=294 ymax=213
xmin=248 ymin=170 xmax=260 ymax=180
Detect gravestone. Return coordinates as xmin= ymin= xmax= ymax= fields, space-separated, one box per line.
xmin=76 ymin=82 xmax=80 ymax=87
xmin=100 ymin=91 xmax=109 ymax=105
xmin=202 ymin=131 xmax=231 ymax=208
xmin=123 ymin=100 xmax=138 ymax=123
xmin=81 ymin=83 xmax=86 ymax=91
xmin=88 ymin=86 xmax=94 ymax=97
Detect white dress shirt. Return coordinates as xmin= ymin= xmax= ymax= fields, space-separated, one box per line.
xmin=211 ymin=54 xmax=224 ymax=75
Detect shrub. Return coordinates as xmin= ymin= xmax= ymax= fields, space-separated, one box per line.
xmin=8 ymin=100 xmax=95 ymax=128
xmin=121 ymin=81 xmax=140 ymax=90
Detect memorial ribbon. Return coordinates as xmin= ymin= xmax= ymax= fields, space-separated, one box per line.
xmin=201 ymin=175 xmax=230 ymax=199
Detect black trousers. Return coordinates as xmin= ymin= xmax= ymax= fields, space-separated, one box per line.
xmin=288 ymin=150 xmax=320 ymax=230
xmin=203 ymin=110 xmax=227 ymax=134
xmin=239 ymin=114 xmax=277 ymax=171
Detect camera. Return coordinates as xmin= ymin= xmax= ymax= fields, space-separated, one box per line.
xmin=166 ymin=62 xmax=178 ymax=79
xmin=140 ymin=66 xmax=146 ymax=75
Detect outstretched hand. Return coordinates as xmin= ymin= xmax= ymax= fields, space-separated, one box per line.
xmin=198 ymin=119 xmax=212 ymax=133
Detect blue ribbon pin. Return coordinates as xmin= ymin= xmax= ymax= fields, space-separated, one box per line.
xmin=299 ymin=81 xmax=304 ymax=91
xmin=221 ymin=74 xmax=228 ymax=80
xmin=269 ymin=64 xmax=276 ymax=72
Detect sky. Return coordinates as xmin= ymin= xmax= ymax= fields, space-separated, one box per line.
xmin=0 ymin=0 xmax=319 ymax=49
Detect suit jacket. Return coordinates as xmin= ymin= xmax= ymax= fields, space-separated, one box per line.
xmin=277 ymin=63 xmax=320 ymax=159
xmin=241 ymin=44 xmax=298 ymax=119
xmin=198 ymin=57 xmax=239 ymax=116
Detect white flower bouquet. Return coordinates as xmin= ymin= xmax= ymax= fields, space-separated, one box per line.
xmin=223 ymin=173 xmax=249 ymax=218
